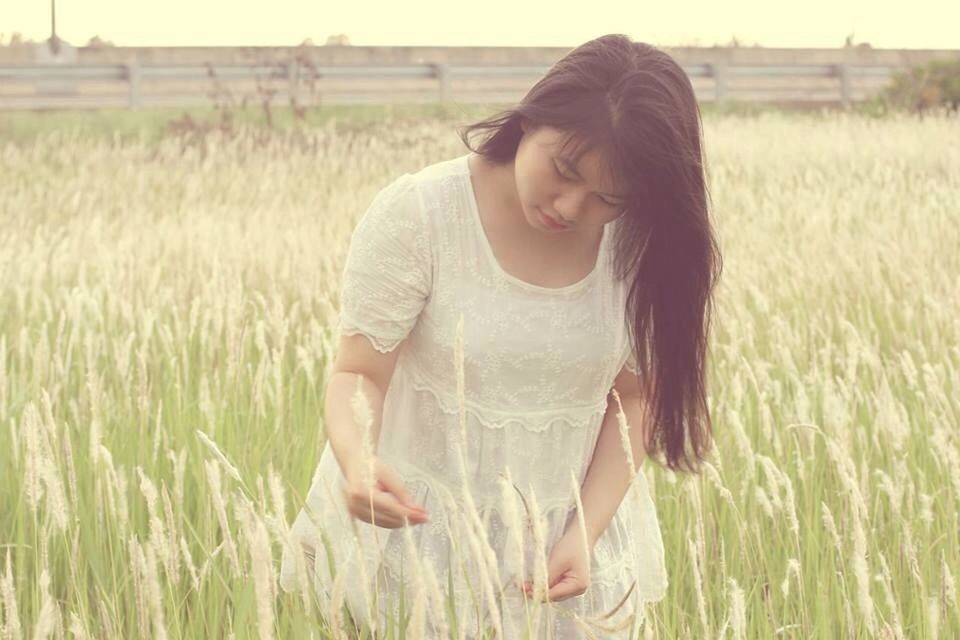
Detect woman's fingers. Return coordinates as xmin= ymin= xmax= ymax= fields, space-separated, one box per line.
xmin=348 ymin=485 xmax=429 ymax=528
xmin=376 ymin=461 xmax=426 ymax=512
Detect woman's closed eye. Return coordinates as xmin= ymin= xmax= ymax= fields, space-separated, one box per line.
xmin=553 ymin=158 xmax=622 ymax=208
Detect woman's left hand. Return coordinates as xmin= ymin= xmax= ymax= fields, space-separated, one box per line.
xmin=517 ymin=526 xmax=593 ymax=603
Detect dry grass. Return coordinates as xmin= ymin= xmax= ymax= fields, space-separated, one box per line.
xmin=0 ymin=107 xmax=958 ymax=638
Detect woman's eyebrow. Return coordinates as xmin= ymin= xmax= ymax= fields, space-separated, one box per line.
xmin=559 ymin=156 xmax=626 ymax=201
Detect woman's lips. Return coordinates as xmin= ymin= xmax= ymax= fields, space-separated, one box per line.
xmin=539 ymin=208 xmax=569 ymax=229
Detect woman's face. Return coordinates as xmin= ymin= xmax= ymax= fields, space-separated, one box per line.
xmin=514 ymin=122 xmax=628 ymax=235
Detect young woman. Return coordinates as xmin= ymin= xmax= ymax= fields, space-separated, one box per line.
xmin=281 ymin=33 xmax=722 ymax=639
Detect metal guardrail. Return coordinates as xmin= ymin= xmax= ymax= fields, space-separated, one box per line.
xmin=0 ymin=62 xmax=903 ymax=109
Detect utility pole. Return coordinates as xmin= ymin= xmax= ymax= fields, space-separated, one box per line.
xmin=49 ymin=0 xmax=61 ymax=55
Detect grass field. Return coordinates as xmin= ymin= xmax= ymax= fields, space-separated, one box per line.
xmin=0 ymin=103 xmax=958 ymax=639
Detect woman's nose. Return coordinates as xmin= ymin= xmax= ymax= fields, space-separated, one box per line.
xmin=554 ymin=190 xmax=589 ymax=223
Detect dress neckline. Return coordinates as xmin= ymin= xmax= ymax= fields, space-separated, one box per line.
xmin=460 ymin=153 xmax=606 ymax=295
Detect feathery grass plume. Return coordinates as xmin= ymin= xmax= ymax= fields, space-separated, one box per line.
xmin=874 ymin=468 xmax=901 ymax=519
xmin=1 ymin=550 xmax=21 ymax=640
xmin=440 ymin=502 xmax=480 ymax=637
xmin=451 ymin=311 xmax=506 ymax=636
xmin=254 ymin=475 xmax=269 ymax=519
xmin=252 ymin=352 xmax=269 ymax=421
xmin=873 ymin=374 xmax=911 ymax=452
xmin=701 ymin=460 xmax=736 ymax=512
xmin=20 ymin=397 xmax=67 ymax=529
xmin=136 ymin=468 xmax=173 ymax=584
xmin=524 ymin=488 xmax=549 ymax=606
xmin=581 ymin=607 xmax=636 ymax=635
xmin=687 ymin=534 xmax=709 ymax=635
xmin=345 ymin=376 xmax=383 ymax=634
xmin=178 ymin=534 xmax=201 ymax=592
xmin=929 ymin=426 xmax=960 ymax=511
xmin=609 ymin=389 xmax=638 ymax=480
xmin=571 ymin=613 xmax=602 ymax=640
xmin=297 ymin=510 xmax=326 ymax=615
xmin=265 ymin=465 xmax=312 ymax=612
xmin=197 ymin=540 xmax=225 ymax=591
xmin=701 ymin=459 xmax=746 ymax=554
xmin=926 ymin=595 xmax=940 ymax=640
xmin=684 ymin=477 xmax=707 ymax=584
xmin=941 ymin=552 xmax=956 ymax=614
xmin=151 ymin=388 xmax=164 ymax=464
xmin=33 ymin=567 xmax=59 ymax=640
xmin=590 ymin=577 xmax=638 ymax=624
xmin=128 ymin=536 xmax=150 ymax=637
xmin=328 ymin=569 xmax=349 ymax=640
xmin=419 ymin=563 xmax=451 ymax=638
xmin=643 ymin=617 xmax=655 ymax=640
xmin=900 ymin=519 xmax=924 ymax=592
xmin=898 ymin=349 xmax=919 ymax=392
xmin=39 ymin=451 xmax=70 ymax=533
xmin=142 ymin=540 xmax=168 ymax=640
xmin=454 ymin=483 xmax=504 ymax=639
xmin=7 ymin=412 xmax=18 ymax=472
xmin=825 ymin=435 xmax=876 ymax=634
xmin=406 ymin=587 xmax=427 ymax=639
xmin=791 ymin=444 xmax=806 ymax=485
xmin=759 ymin=403 xmax=778 ymax=458
xmin=20 ymin=403 xmax=45 ymax=517
xmin=275 ymin=523 xmax=313 ymax=612
xmin=198 ymin=374 xmax=216 ymax=435
xmin=724 ymin=408 xmax=755 ymax=498
xmin=295 ymin=344 xmax=316 ymax=389
xmin=67 ymin=611 xmax=87 ymax=639
xmin=566 ymin=468 xmax=594 ymax=614
xmin=753 ymin=484 xmax=777 ymax=521
xmin=778 ymin=468 xmax=800 ymax=542
xmin=202 ymin=459 xmax=242 ymax=578
xmin=348 ymin=374 xmax=376 ymax=488
xmin=56 ymin=409 xmax=79 ymax=507
xmin=37 ymin=389 xmax=58 ymax=442
xmin=396 ymin=495 xmax=431 ymax=626
xmin=820 ymin=501 xmax=842 ymax=552
xmin=238 ymin=499 xmax=276 ymax=640
xmin=892 ymin=457 xmax=913 ymax=509
xmin=875 ymin=551 xmax=904 ymax=640
xmin=755 ymin=454 xmax=784 ymax=512
xmin=195 ymin=429 xmax=249 ymax=493
xmin=780 ymin=558 xmax=801 ymax=599
xmin=98 ymin=445 xmax=129 ymax=533
xmin=266 ymin=464 xmax=286 ymax=532
xmin=726 ymin=577 xmax=745 ymax=640
xmin=850 ymin=514 xmax=876 ymax=635
xmin=159 ymin=485 xmax=182 ymax=587
xmin=168 ymin=447 xmax=188 ymax=511
xmin=497 ymin=468 xmax=528 ymax=595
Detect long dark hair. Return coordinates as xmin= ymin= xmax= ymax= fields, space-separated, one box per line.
xmin=456 ymin=34 xmax=722 ymax=474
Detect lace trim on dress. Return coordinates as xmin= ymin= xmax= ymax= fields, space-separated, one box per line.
xmin=338 ymin=325 xmax=405 ymax=355
xmin=406 ymin=369 xmax=611 ymax=433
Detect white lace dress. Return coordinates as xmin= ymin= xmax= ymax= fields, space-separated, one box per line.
xmin=279 ymin=153 xmax=668 ymax=639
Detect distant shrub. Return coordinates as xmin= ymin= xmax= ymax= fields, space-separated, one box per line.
xmin=875 ymin=56 xmax=960 ymax=114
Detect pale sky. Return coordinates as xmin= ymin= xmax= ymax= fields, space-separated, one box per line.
xmin=2 ymin=0 xmax=958 ymax=49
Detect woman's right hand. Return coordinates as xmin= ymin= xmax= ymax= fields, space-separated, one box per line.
xmin=343 ymin=456 xmax=430 ymax=529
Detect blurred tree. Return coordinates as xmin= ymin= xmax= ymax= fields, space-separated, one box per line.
xmin=325 ymin=33 xmax=351 ymax=46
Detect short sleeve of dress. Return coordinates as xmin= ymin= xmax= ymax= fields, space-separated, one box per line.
xmin=336 ymin=174 xmax=432 ymax=354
